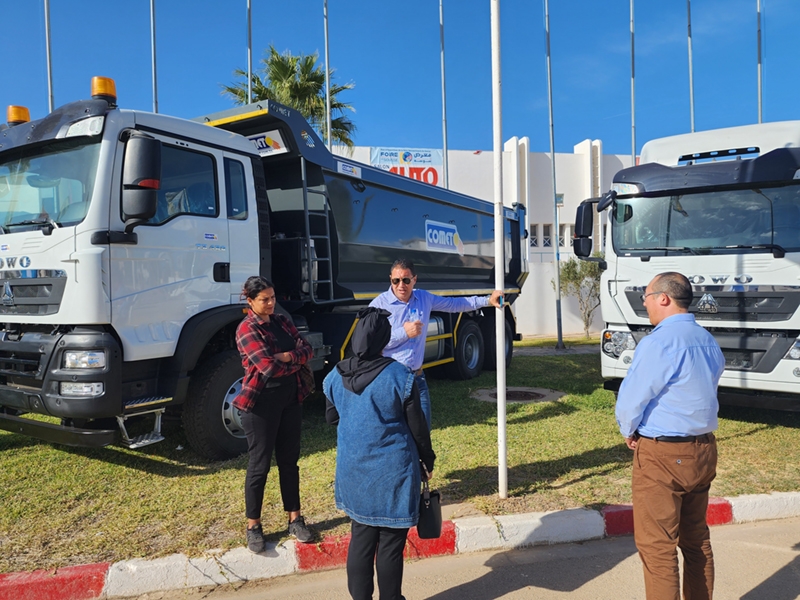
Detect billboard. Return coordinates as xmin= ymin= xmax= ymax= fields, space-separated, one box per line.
xmin=370 ymin=147 xmax=443 ymax=187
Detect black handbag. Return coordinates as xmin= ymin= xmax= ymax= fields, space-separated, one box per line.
xmin=417 ymin=478 xmax=442 ymax=539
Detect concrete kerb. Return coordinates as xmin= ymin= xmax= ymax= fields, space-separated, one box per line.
xmin=3 ymin=491 xmax=800 ymax=600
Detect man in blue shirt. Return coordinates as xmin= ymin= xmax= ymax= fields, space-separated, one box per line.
xmin=370 ymin=258 xmax=503 ymax=427
xmin=616 ymin=271 xmax=724 ymax=600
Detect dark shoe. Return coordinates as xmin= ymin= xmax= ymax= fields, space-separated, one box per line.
xmin=246 ymin=524 xmax=266 ymax=554
xmin=288 ymin=516 xmax=314 ymax=543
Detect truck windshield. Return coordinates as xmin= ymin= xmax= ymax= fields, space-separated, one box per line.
xmin=0 ymin=139 xmax=100 ymax=231
xmin=612 ymin=183 xmax=800 ymax=255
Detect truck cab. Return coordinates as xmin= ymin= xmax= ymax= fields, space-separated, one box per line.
xmin=573 ymin=121 xmax=800 ymax=409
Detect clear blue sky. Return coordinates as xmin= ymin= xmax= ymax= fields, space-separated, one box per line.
xmin=2 ymin=0 xmax=798 ymax=156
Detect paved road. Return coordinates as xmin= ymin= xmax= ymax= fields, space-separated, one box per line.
xmin=130 ymin=517 xmax=800 ymax=600
xmin=514 ymin=344 xmax=599 ymax=357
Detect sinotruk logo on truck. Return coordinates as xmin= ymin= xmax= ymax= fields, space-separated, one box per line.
xmin=426 ymin=220 xmax=465 ymax=256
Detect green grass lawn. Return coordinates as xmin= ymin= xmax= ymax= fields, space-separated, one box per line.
xmin=1 ymin=354 xmax=799 ymax=573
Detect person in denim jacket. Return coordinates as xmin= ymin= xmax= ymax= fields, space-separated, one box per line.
xmin=324 ymin=307 xmax=436 ymax=600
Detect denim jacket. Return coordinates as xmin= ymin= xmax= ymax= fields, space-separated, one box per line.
xmin=323 ymin=362 xmax=421 ymax=528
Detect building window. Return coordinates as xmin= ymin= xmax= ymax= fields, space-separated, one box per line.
xmin=559 ymin=223 xmax=569 ymax=247
xmin=542 ymin=224 xmax=552 ymax=247
xmin=529 ymin=223 xmax=538 ymax=247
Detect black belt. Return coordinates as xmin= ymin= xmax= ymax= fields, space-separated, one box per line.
xmin=636 ymin=433 xmax=713 ymax=443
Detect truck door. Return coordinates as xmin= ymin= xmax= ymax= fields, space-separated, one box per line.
xmin=221 ymin=153 xmax=259 ymax=301
xmin=109 ymin=136 xmax=231 ymax=361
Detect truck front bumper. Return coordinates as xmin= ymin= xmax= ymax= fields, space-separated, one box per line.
xmin=0 ymin=411 xmax=117 ymax=447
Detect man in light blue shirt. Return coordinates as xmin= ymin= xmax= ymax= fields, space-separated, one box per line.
xmin=616 ymin=271 xmax=724 ymax=600
xmin=370 ymin=258 xmax=503 ymax=427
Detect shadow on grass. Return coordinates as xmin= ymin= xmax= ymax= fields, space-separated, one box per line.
xmin=0 ymin=393 xmax=339 ymax=477
xmin=438 ymin=444 xmax=631 ymax=508
xmin=719 ymin=403 xmax=800 ymax=430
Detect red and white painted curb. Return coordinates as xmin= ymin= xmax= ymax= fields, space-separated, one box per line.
xmin=3 ymin=491 xmax=800 ymax=600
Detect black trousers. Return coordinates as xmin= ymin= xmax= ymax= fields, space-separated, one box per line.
xmin=347 ymin=521 xmax=409 ymax=600
xmin=241 ymin=382 xmax=302 ymax=520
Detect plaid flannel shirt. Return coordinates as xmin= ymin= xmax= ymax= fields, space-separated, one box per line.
xmin=233 ymin=311 xmax=314 ymax=412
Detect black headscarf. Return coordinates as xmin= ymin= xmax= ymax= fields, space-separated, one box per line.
xmin=336 ymin=307 xmax=395 ymax=393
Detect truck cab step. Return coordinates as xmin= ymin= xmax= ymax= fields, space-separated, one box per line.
xmin=119 ymin=429 xmax=165 ymax=449
xmin=123 ymin=396 xmax=172 ymax=414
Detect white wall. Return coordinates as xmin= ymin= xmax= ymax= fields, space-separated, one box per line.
xmin=334 ymin=141 xmax=634 ymax=337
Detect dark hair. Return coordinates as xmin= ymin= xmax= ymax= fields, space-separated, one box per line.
xmin=653 ymin=272 xmax=692 ymax=309
xmin=241 ymin=275 xmax=274 ymax=300
xmin=390 ymin=258 xmax=416 ymax=276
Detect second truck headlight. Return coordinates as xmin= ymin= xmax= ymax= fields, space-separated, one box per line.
xmin=602 ymin=330 xmax=636 ymax=359
xmin=63 ymin=351 xmax=106 ymax=369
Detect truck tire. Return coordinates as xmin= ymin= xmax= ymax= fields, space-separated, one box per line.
xmin=183 ymin=349 xmax=248 ymax=460
xmin=481 ymin=316 xmax=513 ymax=371
xmin=446 ymin=320 xmax=484 ymax=380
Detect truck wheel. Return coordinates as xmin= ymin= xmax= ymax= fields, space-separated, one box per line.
xmin=446 ymin=320 xmax=484 ymax=380
xmin=482 ymin=316 xmax=513 ymax=371
xmin=183 ymin=349 xmax=248 ymax=460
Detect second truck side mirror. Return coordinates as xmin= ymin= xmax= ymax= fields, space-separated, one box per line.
xmin=573 ymin=201 xmax=595 ymax=258
xmin=121 ymin=133 xmax=161 ymax=233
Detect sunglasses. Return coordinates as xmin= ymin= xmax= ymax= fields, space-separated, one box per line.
xmin=391 ymin=277 xmax=414 ymax=285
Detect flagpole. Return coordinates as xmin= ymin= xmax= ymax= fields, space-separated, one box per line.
xmin=247 ymin=0 xmax=253 ymax=104
xmin=757 ymin=0 xmax=762 ymax=123
xmin=630 ymin=0 xmax=636 ymax=163
xmin=440 ymin=0 xmax=449 ymax=189
xmin=490 ymin=0 xmax=507 ymax=500
xmin=324 ymin=0 xmax=333 ymax=151
xmin=687 ymin=0 xmax=695 ymax=132
xmin=545 ymin=0 xmax=565 ymax=352
xmin=150 ymin=0 xmax=159 ymax=113
xmin=44 ymin=0 xmax=54 ymax=112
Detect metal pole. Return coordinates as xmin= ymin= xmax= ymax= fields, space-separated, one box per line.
xmin=247 ymin=0 xmax=252 ymax=104
xmin=150 ymin=0 xmax=159 ymax=113
xmin=545 ymin=0 xmax=565 ymax=351
xmin=490 ymin=0 xmax=507 ymax=500
xmin=630 ymin=0 xmax=636 ymax=163
xmin=440 ymin=0 xmax=449 ymax=189
xmin=687 ymin=0 xmax=695 ymax=132
xmin=757 ymin=0 xmax=762 ymax=123
xmin=44 ymin=0 xmax=54 ymax=112
xmin=324 ymin=0 xmax=333 ymax=151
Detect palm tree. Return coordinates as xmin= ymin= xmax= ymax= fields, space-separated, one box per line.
xmin=222 ymin=46 xmax=356 ymax=148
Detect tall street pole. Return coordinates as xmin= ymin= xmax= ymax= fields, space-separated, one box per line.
xmin=440 ymin=0 xmax=449 ymax=188
xmin=544 ymin=0 xmax=565 ymax=351
xmin=630 ymin=0 xmax=636 ymax=163
xmin=490 ymin=0 xmax=507 ymax=500
xmin=150 ymin=0 xmax=159 ymax=113
xmin=324 ymin=0 xmax=333 ymax=151
xmin=757 ymin=0 xmax=763 ymax=123
xmin=44 ymin=0 xmax=54 ymax=112
xmin=247 ymin=0 xmax=253 ymax=104
xmin=687 ymin=0 xmax=695 ymax=132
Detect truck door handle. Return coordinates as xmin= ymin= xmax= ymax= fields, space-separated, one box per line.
xmin=213 ymin=263 xmax=230 ymax=282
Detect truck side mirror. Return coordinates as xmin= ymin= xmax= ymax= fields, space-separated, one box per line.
xmin=573 ymin=202 xmax=594 ymax=258
xmin=122 ymin=133 xmax=161 ymax=233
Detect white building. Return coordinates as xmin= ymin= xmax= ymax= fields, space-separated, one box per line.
xmin=337 ymin=141 xmax=633 ymax=338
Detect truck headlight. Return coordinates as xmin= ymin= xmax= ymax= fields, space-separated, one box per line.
xmin=63 ymin=351 xmax=106 ymax=369
xmin=602 ymin=330 xmax=636 ymax=359
xmin=60 ymin=382 xmax=104 ymax=397
xmin=784 ymin=342 xmax=800 ymax=360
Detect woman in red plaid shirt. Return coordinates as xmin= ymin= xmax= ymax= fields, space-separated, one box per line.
xmin=234 ymin=276 xmax=315 ymax=552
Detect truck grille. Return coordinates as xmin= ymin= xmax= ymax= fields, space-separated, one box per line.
xmin=0 ymin=350 xmax=42 ymax=376
xmin=0 ymin=271 xmax=66 ymax=316
xmin=626 ymin=289 xmax=800 ymax=323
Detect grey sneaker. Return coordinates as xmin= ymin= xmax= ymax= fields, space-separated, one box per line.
xmin=246 ymin=524 xmax=266 ymax=554
xmin=288 ymin=516 xmax=314 ymax=543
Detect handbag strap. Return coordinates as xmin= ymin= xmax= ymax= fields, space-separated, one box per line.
xmin=422 ymin=479 xmax=431 ymax=504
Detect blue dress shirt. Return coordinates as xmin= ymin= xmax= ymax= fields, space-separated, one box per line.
xmin=615 ymin=313 xmax=725 ymax=439
xmin=369 ymin=288 xmax=489 ymax=371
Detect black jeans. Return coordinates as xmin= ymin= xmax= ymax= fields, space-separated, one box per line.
xmin=347 ymin=521 xmax=409 ymax=600
xmin=241 ymin=381 xmax=302 ymax=520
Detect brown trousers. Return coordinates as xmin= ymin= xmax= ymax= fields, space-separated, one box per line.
xmin=632 ymin=434 xmax=717 ymax=600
